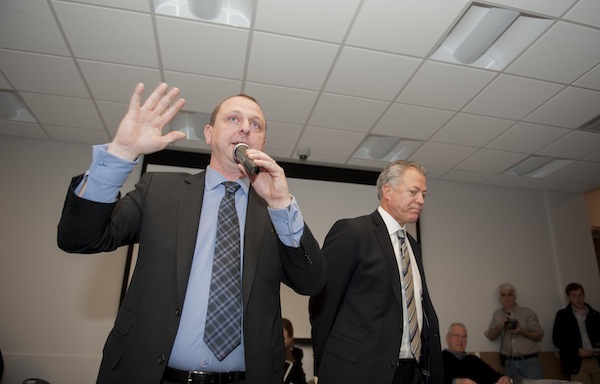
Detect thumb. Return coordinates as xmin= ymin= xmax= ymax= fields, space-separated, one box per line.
xmin=163 ymin=131 xmax=187 ymax=144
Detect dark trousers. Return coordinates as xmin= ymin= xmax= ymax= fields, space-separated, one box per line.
xmin=392 ymin=359 xmax=424 ymax=384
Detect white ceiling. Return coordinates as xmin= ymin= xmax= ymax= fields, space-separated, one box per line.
xmin=1 ymin=0 xmax=600 ymax=193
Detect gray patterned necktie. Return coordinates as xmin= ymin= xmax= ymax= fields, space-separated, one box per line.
xmin=399 ymin=229 xmax=421 ymax=360
xmin=204 ymin=181 xmax=242 ymax=360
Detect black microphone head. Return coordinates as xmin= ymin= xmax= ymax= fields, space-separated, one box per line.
xmin=233 ymin=143 xmax=249 ymax=163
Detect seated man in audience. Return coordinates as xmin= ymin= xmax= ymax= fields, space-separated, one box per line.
xmin=444 ymin=323 xmax=512 ymax=384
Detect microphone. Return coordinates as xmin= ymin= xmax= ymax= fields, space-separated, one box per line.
xmin=233 ymin=143 xmax=259 ymax=176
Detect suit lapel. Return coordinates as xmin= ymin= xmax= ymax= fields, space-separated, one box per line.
xmin=371 ymin=211 xmax=404 ymax=310
xmin=242 ymin=187 xmax=269 ymax=308
xmin=175 ymin=172 xmax=206 ymax=306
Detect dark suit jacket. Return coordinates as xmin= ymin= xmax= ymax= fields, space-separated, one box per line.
xmin=309 ymin=211 xmax=443 ymax=384
xmin=57 ymin=171 xmax=326 ymax=384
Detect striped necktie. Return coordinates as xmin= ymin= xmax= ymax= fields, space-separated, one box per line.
xmin=399 ymin=229 xmax=421 ymax=360
xmin=204 ymin=181 xmax=242 ymax=360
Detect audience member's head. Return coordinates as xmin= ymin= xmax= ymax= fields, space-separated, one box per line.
xmin=497 ymin=283 xmax=517 ymax=310
xmin=446 ymin=322 xmax=468 ymax=354
xmin=565 ymin=282 xmax=586 ymax=310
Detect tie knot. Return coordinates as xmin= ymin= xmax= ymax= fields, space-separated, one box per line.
xmin=223 ymin=181 xmax=240 ymax=196
xmin=397 ymin=229 xmax=405 ymax=240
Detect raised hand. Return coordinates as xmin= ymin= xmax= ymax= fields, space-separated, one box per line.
xmin=108 ymin=83 xmax=186 ymax=161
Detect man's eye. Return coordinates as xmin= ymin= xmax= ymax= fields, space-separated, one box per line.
xmin=229 ymin=116 xmax=239 ymax=123
xmin=251 ymin=121 xmax=261 ymax=130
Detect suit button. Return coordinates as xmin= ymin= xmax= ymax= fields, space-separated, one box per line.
xmin=175 ymin=308 xmax=181 ymax=316
xmin=157 ymin=355 xmax=166 ymax=364
xmin=389 ymin=361 xmax=396 ymax=368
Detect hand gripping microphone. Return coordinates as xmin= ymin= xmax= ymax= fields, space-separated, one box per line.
xmin=233 ymin=143 xmax=259 ymax=175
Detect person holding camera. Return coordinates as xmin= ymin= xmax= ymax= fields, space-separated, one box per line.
xmin=485 ymin=283 xmax=544 ymax=380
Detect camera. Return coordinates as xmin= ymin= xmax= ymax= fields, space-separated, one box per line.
xmin=505 ymin=319 xmax=519 ymax=330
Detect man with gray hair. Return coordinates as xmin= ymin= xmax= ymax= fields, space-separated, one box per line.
xmin=444 ymin=322 xmax=511 ymax=384
xmin=310 ymin=160 xmax=443 ymax=384
xmin=485 ymin=283 xmax=544 ymax=380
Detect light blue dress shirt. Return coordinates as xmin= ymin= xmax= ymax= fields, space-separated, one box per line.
xmin=77 ymin=144 xmax=304 ymax=371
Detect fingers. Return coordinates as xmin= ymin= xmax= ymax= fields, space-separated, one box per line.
xmin=128 ymin=83 xmax=145 ymax=112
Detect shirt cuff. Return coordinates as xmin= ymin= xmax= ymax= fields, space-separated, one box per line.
xmin=268 ymin=196 xmax=304 ymax=247
xmin=75 ymin=144 xmax=138 ymax=203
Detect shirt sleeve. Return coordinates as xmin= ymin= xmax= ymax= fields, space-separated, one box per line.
xmin=74 ymin=144 xmax=138 ymax=203
xmin=267 ymin=196 xmax=304 ymax=248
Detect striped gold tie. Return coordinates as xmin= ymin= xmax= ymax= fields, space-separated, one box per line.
xmin=399 ymin=229 xmax=421 ymax=360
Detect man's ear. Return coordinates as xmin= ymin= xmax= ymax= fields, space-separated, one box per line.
xmin=204 ymin=124 xmax=213 ymax=144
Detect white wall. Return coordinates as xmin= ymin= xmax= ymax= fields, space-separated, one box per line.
xmin=421 ymin=180 xmax=600 ymax=352
xmin=0 ymin=136 xmax=598 ymax=383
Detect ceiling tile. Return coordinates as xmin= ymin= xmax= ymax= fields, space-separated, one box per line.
xmin=431 ymin=113 xmax=514 ymax=147
xmin=247 ymin=32 xmax=338 ymax=90
xmin=254 ymin=0 xmax=360 ymax=42
xmin=372 ymin=103 xmax=455 ymax=140
xmin=525 ymin=86 xmax=600 ymax=129
xmin=486 ymin=122 xmax=569 ymax=153
xmin=54 ymin=2 xmax=158 ymax=66
xmin=397 ymin=61 xmax=496 ymax=111
xmin=506 ymin=22 xmax=600 ymax=84
xmin=411 ymin=142 xmax=478 ymax=169
xmin=0 ymin=72 xmax=10 ymax=89
xmin=244 ymin=83 xmax=318 ymax=125
xmin=0 ymin=50 xmax=88 ymax=97
xmin=164 ymin=71 xmax=242 ymax=112
xmin=62 ymin=0 xmax=151 ymax=12
xmin=485 ymin=0 xmax=576 ymax=17
xmin=157 ymin=17 xmax=248 ymax=78
xmin=20 ymin=92 xmax=104 ymax=131
xmin=44 ymin=124 xmax=110 ymax=144
xmin=0 ymin=0 xmax=69 ymax=55
xmin=0 ymin=120 xmax=48 ymax=140
xmin=526 ymin=178 xmax=583 ymax=192
xmin=441 ymin=169 xmax=495 ymax=184
xmin=262 ymin=121 xmax=303 ymax=153
xmin=96 ymin=100 xmax=127 ymax=138
xmin=79 ymin=60 xmax=161 ymax=103
xmin=536 ymin=130 xmax=600 ymax=159
xmin=347 ymin=0 xmax=467 ymax=57
xmin=296 ymin=125 xmax=365 ymax=161
xmin=573 ymin=63 xmax=600 ymax=91
xmin=563 ymin=0 xmax=600 ymax=28
xmin=325 ymin=47 xmax=421 ymax=101
xmin=455 ymin=148 xmax=528 ymax=173
xmin=309 ymin=93 xmax=388 ymax=133
xmin=547 ymin=161 xmax=600 ymax=183
xmin=463 ymin=75 xmax=563 ymax=120
xmin=585 ymin=150 xmax=600 ymax=163
xmin=484 ymin=174 xmax=539 ymax=189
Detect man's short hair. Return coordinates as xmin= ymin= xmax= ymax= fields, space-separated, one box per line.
xmin=565 ymin=282 xmax=584 ymax=295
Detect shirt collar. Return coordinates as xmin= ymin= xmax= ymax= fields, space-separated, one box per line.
xmin=377 ymin=206 xmax=405 ymax=236
xmin=205 ymin=165 xmax=250 ymax=195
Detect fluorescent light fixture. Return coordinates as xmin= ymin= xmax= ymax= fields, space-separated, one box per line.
xmin=169 ymin=111 xmax=210 ymax=141
xmin=432 ymin=4 xmax=552 ymax=70
xmin=504 ymin=155 xmax=574 ymax=178
xmin=0 ymin=90 xmax=36 ymax=122
xmin=154 ymin=0 xmax=252 ymax=28
xmin=352 ymin=135 xmax=423 ymax=162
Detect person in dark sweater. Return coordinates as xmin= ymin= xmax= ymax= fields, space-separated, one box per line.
xmin=443 ymin=323 xmax=512 ymax=384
